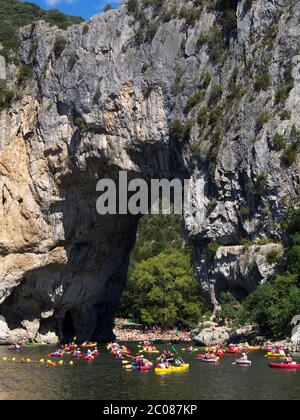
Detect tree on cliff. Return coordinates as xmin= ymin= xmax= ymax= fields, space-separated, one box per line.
xmin=241 ymin=210 xmax=300 ymax=337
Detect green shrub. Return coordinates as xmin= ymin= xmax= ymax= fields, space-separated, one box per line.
xmin=68 ymin=53 xmax=79 ymax=68
xmin=197 ymin=32 xmax=210 ymax=47
xmin=272 ymin=133 xmax=286 ymax=151
xmin=82 ymin=24 xmax=89 ymax=34
xmin=179 ymin=6 xmax=201 ymax=25
xmin=189 ymin=141 xmax=201 ymax=158
xmin=254 ymin=73 xmax=270 ymax=91
xmin=75 ymin=116 xmax=86 ymax=130
xmin=208 ymin=242 xmax=219 ymax=258
xmin=186 ymin=91 xmax=203 ymax=112
xmin=275 ymin=82 xmax=294 ymax=104
xmin=266 ymin=250 xmax=280 ymax=265
xmin=256 ymin=112 xmax=269 ymax=130
xmin=209 ymin=106 xmax=222 ymax=125
xmin=209 ymin=84 xmax=222 ymax=105
xmin=197 ymin=107 xmax=208 ymax=127
xmin=17 ymin=64 xmax=32 ymax=85
xmin=202 ymin=72 xmax=212 ymax=89
xmin=279 ymin=110 xmax=291 ymax=120
xmin=127 ymin=0 xmax=139 ymax=13
xmin=240 ymin=206 xmax=250 ymax=218
xmin=282 ymin=145 xmax=297 ymax=167
xmin=54 ymin=35 xmax=67 ymax=59
xmin=170 ymin=119 xmax=194 ymax=143
xmin=0 ymin=80 xmax=14 ymax=111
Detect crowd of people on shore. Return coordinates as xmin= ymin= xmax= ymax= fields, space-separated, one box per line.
xmin=114 ymin=326 xmax=192 ymax=343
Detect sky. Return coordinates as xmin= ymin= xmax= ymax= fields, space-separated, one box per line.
xmin=27 ymin=0 xmax=122 ymax=19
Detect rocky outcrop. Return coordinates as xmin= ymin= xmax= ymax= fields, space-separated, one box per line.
xmin=0 ymin=0 xmax=299 ymax=342
xmin=193 ymin=325 xmax=230 ymax=347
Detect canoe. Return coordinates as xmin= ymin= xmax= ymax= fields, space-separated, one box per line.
xmin=247 ymin=346 xmax=262 ymax=351
xmin=84 ymin=356 xmax=95 ymax=361
xmin=269 ymin=363 xmax=300 ymax=369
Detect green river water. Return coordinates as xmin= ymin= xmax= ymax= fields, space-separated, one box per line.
xmin=0 ymin=343 xmax=299 ymax=400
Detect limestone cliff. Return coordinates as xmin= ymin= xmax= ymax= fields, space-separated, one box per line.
xmin=0 ymin=0 xmax=299 ymax=343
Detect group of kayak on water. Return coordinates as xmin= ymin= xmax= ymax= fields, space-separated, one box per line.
xmin=107 ymin=342 xmax=189 ymax=373
xmin=48 ymin=342 xmax=100 ymax=360
xmin=5 ymin=341 xmax=300 ymax=370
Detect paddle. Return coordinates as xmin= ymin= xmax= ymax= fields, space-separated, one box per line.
xmin=172 ymin=345 xmax=185 ymax=365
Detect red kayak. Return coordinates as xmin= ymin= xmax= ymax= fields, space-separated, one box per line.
xmin=138 ymin=365 xmax=151 ymax=371
xmin=72 ymin=353 xmax=83 ymax=359
xmin=226 ymin=348 xmax=240 ymax=354
xmin=269 ymin=363 xmax=300 ymax=369
xmin=48 ymin=353 xmax=63 ymax=358
xmin=85 ymin=356 xmax=95 ymax=361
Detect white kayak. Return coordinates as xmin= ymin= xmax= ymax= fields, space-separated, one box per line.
xmin=201 ymin=357 xmax=220 ymax=364
xmin=235 ymin=359 xmax=252 ymax=366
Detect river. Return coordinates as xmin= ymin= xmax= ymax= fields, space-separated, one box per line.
xmin=0 ymin=343 xmax=299 ymax=400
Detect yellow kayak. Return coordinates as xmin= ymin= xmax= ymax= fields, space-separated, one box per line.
xmin=247 ymin=346 xmax=262 ymax=351
xmin=139 ymin=350 xmax=160 ymax=354
xmin=266 ymin=352 xmax=286 ymax=358
xmin=155 ymin=364 xmax=190 ymax=374
xmin=171 ymin=363 xmax=190 ymax=373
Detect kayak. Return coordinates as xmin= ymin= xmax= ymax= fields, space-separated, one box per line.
xmin=25 ymin=342 xmax=47 ymax=346
xmin=65 ymin=345 xmax=77 ymax=350
xmin=201 ymin=357 xmax=220 ymax=364
xmin=48 ymin=353 xmax=63 ymax=358
xmin=235 ymin=359 xmax=252 ymax=366
xmin=182 ymin=348 xmax=199 ymax=353
xmin=72 ymin=354 xmax=83 ymax=359
xmin=155 ymin=367 xmax=173 ymax=374
xmin=81 ymin=342 xmax=97 ymax=348
xmin=269 ymin=363 xmax=300 ymax=369
xmin=226 ymin=348 xmax=241 ymax=354
xmin=84 ymin=356 xmax=95 ymax=361
xmin=247 ymin=346 xmax=262 ymax=351
xmin=171 ymin=363 xmax=190 ymax=372
xmin=138 ymin=365 xmax=151 ymax=371
xmin=155 ymin=363 xmax=190 ymax=374
xmin=142 ymin=350 xmax=160 ymax=354
xmin=266 ymin=353 xmax=286 ymax=358
xmin=8 ymin=346 xmax=22 ymax=351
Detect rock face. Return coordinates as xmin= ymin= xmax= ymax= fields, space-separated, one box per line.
xmin=193 ymin=326 xmax=230 ymax=347
xmin=0 ymin=0 xmax=300 ymax=342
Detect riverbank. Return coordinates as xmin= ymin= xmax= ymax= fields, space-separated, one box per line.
xmin=114 ymin=327 xmax=191 ymax=343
